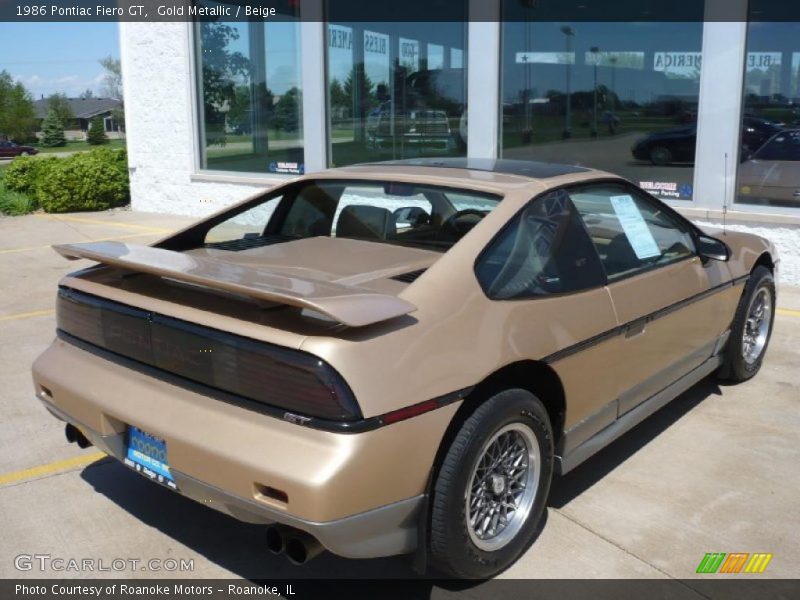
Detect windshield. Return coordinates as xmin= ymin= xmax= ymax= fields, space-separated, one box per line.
xmin=206 ymin=180 xmax=502 ymax=252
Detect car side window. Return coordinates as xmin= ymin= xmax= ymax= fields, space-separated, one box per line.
xmin=476 ymin=189 xmax=605 ymax=299
xmin=204 ymin=196 xmax=282 ymax=244
xmin=755 ymin=132 xmax=800 ymax=161
xmin=569 ymin=184 xmax=695 ymax=282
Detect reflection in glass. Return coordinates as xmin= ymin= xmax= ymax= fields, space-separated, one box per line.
xmin=736 ymin=20 xmax=800 ymax=207
xmin=326 ymin=6 xmax=468 ymax=167
xmin=195 ymin=4 xmax=303 ymax=174
xmin=501 ymin=8 xmax=703 ymax=202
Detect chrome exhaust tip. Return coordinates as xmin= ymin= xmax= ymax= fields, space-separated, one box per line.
xmin=285 ymin=530 xmax=324 ymax=565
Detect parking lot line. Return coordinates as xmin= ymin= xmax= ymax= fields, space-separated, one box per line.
xmin=34 ymin=213 xmax=170 ymax=234
xmin=0 ymin=232 xmax=161 ymax=255
xmin=0 ymin=309 xmax=55 ymax=323
xmin=777 ymin=308 xmax=800 ymax=317
xmin=0 ymin=452 xmax=106 ymax=487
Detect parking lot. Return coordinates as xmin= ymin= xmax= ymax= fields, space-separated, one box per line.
xmin=0 ymin=210 xmax=798 ymax=587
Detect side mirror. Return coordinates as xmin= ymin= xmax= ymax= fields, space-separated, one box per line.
xmin=697 ymin=234 xmax=729 ymax=262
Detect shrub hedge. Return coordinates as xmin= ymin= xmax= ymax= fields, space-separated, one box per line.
xmin=4 ymin=149 xmax=129 ymax=213
xmin=0 ymin=179 xmax=38 ymax=216
xmin=3 ymin=156 xmax=57 ymax=195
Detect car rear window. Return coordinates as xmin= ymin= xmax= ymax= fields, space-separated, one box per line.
xmin=275 ymin=181 xmax=501 ymax=251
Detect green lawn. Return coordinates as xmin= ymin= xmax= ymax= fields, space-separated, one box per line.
xmin=34 ymin=138 xmax=126 ymax=154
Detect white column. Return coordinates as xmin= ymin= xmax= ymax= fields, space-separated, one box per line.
xmin=467 ymin=0 xmax=501 ymax=160
xmin=300 ymin=0 xmax=327 ymax=172
xmin=693 ymin=0 xmax=749 ymax=209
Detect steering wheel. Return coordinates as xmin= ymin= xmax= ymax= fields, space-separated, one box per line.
xmin=439 ymin=209 xmax=487 ymax=241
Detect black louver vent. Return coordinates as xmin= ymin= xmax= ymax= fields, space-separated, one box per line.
xmin=205 ymin=234 xmax=295 ymax=252
xmin=391 ymin=269 xmax=427 ymax=284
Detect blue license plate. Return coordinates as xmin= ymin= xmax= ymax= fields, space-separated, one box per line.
xmin=125 ymin=427 xmax=177 ymax=490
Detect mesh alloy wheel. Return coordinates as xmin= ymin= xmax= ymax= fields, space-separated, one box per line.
xmin=742 ymin=287 xmax=772 ymax=365
xmin=465 ymin=423 xmax=540 ymax=551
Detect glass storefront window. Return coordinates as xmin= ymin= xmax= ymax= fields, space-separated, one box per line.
xmin=195 ymin=3 xmax=303 ymax=175
xmin=501 ymin=6 xmax=703 ymax=202
xmin=736 ymin=20 xmax=800 ymax=208
xmin=326 ymin=3 xmax=468 ymax=167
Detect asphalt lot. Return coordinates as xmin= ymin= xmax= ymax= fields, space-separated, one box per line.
xmin=0 ymin=210 xmax=798 ymax=588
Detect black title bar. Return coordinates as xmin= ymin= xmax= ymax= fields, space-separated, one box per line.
xmin=1 ymin=0 xmax=800 ymax=22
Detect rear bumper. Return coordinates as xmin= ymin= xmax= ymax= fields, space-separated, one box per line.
xmin=32 ymin=338 xmax=459 ymax=558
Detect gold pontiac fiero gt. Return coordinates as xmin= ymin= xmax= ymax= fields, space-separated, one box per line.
xmin=33 ymin=159 xmax=777 ymax=578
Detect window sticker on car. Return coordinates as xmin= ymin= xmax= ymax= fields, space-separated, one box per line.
xmin=609 ymin=195 xmax=661 ymax=259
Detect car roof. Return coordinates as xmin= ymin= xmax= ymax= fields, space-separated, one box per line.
xmin=326 ymin=158 xmax=609 ymax=195
xmin=360 ymin=158 xmax=590 ymax=178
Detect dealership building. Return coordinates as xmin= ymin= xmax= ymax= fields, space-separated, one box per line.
xmin=118 ymin=0 xmax=800 ymax=282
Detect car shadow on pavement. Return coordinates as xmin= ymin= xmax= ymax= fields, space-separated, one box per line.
xmin=76 ymin=379 xmax=718 ymax=588
xmin=548 ymin=377 xmax=723 ymax=509
xmin=79 ymin=461 xmax=430 ymax=582
xmin=80 ymin=458 xmax=547 ymax=596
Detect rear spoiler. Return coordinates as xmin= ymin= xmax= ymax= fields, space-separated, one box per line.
xmin=53 ymin=242 xmax=416 ymax=328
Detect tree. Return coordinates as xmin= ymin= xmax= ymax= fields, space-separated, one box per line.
xmin=343 ymin=65 xmax=376 ymax=107
xmin=46 ymin=93 xmax=74 ymax=129
xmin=0 ymin=70 xmax=36 ymax=142
xmin=87 ymin=116 xmax=108 ymax=145
xmin=40 ymin=109 xmax=67 ymax=147
xmin=273 ymin=87 xmax=301 ymax=132
xmin=227 ymin=85 xmax=252 ymax=134
xmin=199 ymin=24 xmax=250 ymax=106
xmin=198 ymin=23 xmax=251 ymax=147
xmin=79 ymin=89 xmax=95 ymax=99
xmin=99 ymin=56 xmax=125 ymax=133
xmin=329 ymin=78 xmax=349 ymax=119
xmin=99 ymin=56 xmax=122 ymax=100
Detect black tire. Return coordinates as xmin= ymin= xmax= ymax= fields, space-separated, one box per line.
xmin=649 ymin=145 xmax=672 ymax=166
xmin=719 ymin=266 xmax=776 ymax=382
xmin=429 ymin=389 xmax=553 ymax=579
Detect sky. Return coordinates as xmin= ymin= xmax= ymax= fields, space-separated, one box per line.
xmin=0 ymin=23 xmax=120 ymax=99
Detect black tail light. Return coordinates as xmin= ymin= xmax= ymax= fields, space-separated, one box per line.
xmin=56 ymin=287 xmax=361 ymax=421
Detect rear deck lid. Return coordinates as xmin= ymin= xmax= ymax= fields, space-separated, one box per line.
xmin=53 ymin=241 xmax=417 ymax=328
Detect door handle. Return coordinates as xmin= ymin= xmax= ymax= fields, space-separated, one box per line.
xmin=625 ymin=319 xmax=646 ymax=338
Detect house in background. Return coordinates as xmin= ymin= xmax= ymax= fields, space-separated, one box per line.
xmin=33 ymin=97 xmax=123 ymax=140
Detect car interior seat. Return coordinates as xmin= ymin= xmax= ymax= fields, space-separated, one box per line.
xmin=336 ymin=205 xmax=397 ymax=241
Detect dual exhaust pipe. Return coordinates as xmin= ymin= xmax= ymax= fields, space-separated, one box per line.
xmin=266 ymin=525 xmax=324 ymax=565
xmin=65 ymin=424 xmax=92 ymax=449
xmin=65 ymin=423 xmax=322 ymax=565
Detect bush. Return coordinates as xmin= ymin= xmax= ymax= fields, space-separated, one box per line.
xmin=3 ymin=155 xmax=58 ymax=195
xmin=87 ymin=116 xmax=109 ymax=145
xmin=0 ymin=181 xmax=38 ymax=216
xmin=36 ymin=149 xmax=129 ymax=213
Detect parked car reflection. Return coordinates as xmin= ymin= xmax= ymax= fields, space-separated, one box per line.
xmin=738 ymin=130 xmax=800 ymax=206
xmin=367 ymin=108 xmax=455 ymax=154
xmin=631 ymin=117 xmax=783 ymax=166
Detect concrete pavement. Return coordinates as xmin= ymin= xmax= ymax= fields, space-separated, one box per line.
xmin=0 ymin=209 xmax=798 ymax=585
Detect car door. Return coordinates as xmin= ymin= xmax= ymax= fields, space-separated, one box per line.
xmin=739 ymin=131 xmax=800 ymax=204
xmin=474 ymin=189 xmax=623 ymax=448
xmin=569 ymin=182 xmax=734 ymax=416
xmin=675 ymin=126 xmax=697 ymax=162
